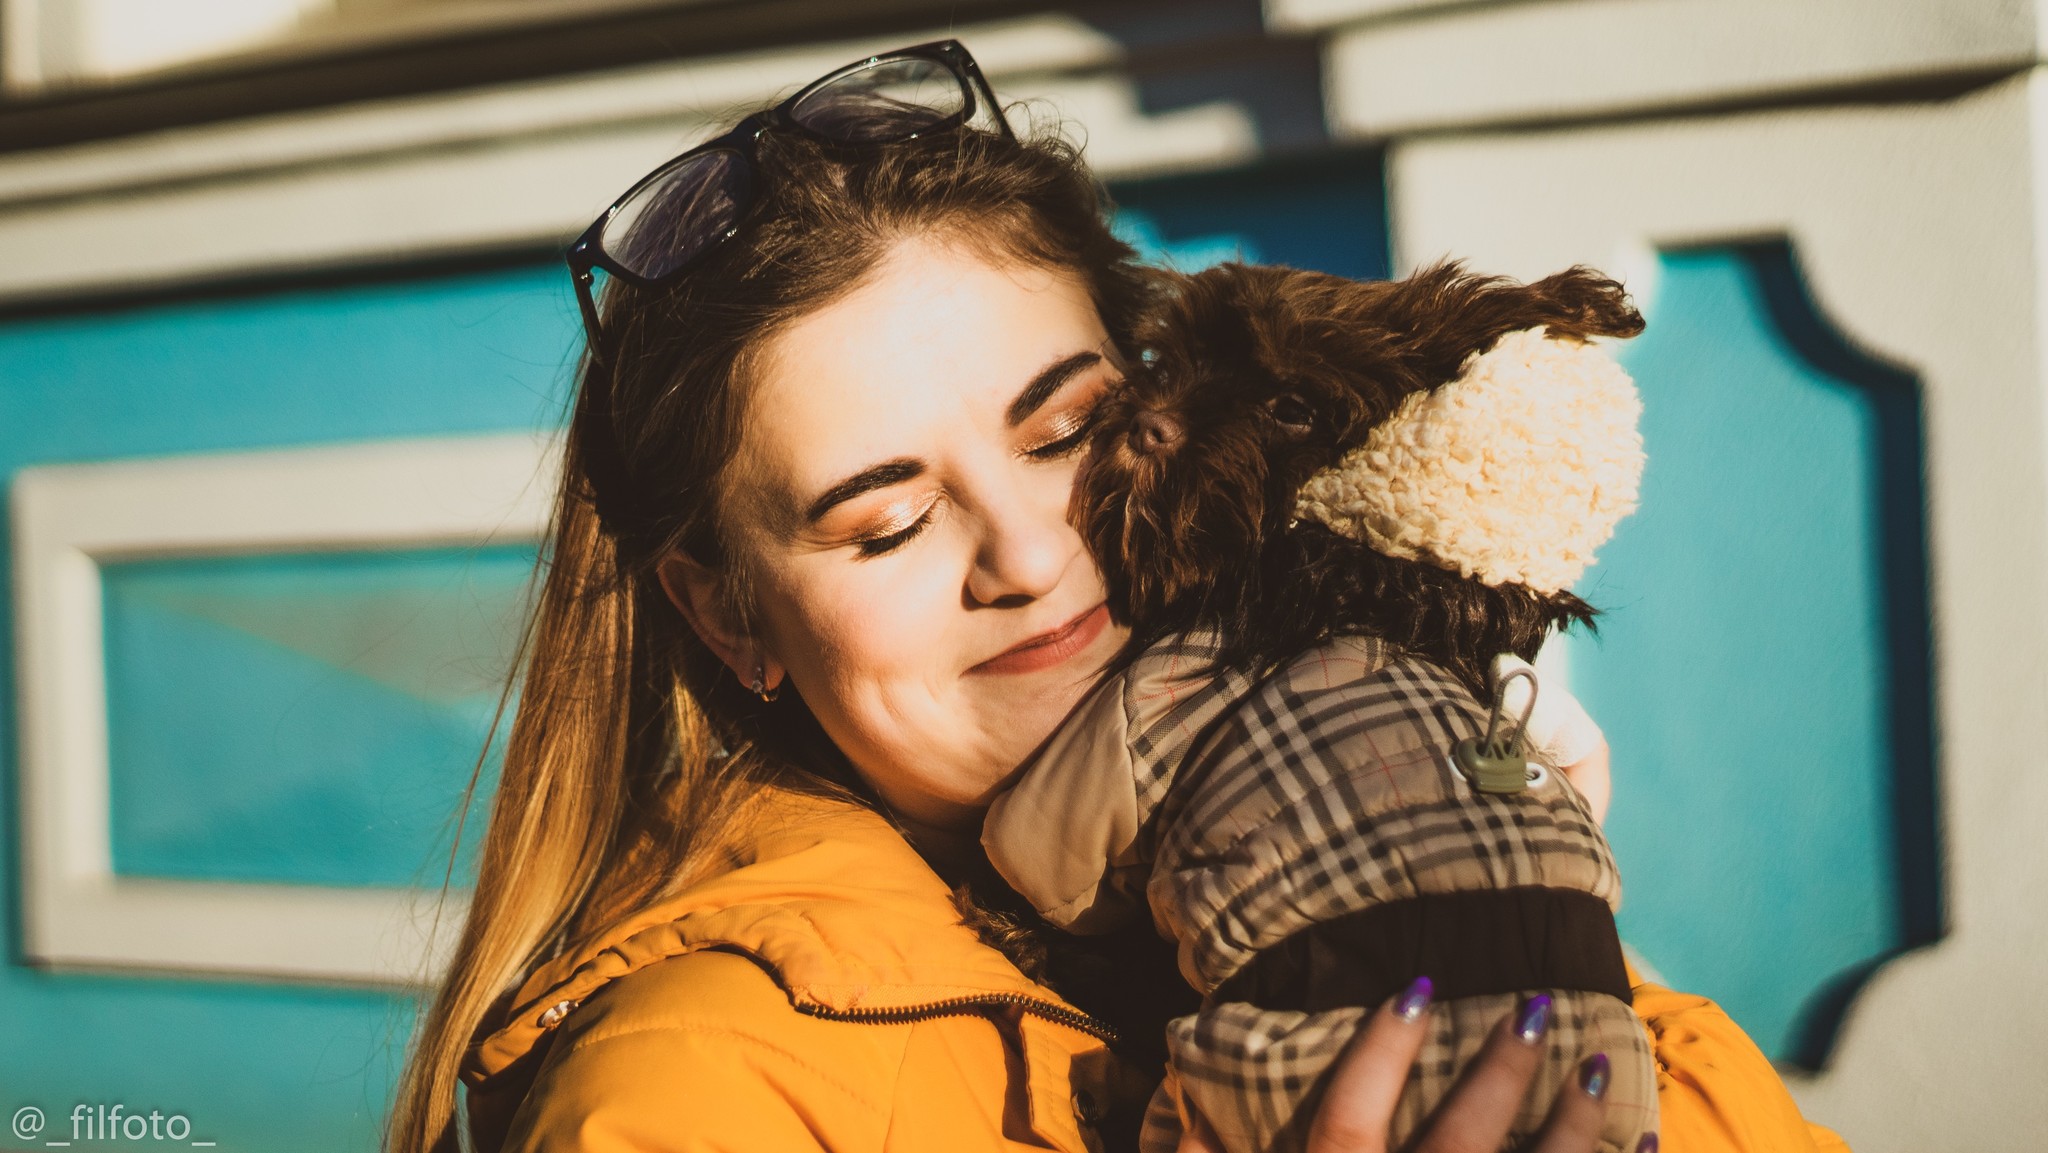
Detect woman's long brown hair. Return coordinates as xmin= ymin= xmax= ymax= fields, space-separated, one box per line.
xmin=384 ymin=117 xmax=1158 ymax=1153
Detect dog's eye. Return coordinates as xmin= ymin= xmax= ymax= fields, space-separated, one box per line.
xmin=1266 ymin=393 xmax=1316 ymax=434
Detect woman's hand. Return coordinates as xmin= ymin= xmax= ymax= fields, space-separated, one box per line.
xmin=1175 ymin=981 xmax=1650 ymax=1153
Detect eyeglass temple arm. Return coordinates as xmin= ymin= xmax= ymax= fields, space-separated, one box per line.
xmin=968 ymin=69 xmax=1013 ymax=141
xmin=570 ymin=262 xmax=609 ymax=364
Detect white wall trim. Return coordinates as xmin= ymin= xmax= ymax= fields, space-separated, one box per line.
xmin=1320 ymin=0 xmax=2037 ymax=140
xmin=1389 ymin=71 xmax=2048 ymax=1151
xmin=1264 ymin=0 xmax=1481 ymax=34
xmin=10 ymin=433 xmax=560 ymax=984
xmin=0 ymin=15 xmax=1259 ymax=305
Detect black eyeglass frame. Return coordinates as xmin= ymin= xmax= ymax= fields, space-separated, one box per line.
xmin=566 ymin=39 xmax=1011 ymax=361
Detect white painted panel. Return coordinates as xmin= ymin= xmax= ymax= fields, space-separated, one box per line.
xmin=1267 ymin=0 xmax=1501 ymax=33
xmin=43 ymin=878 xmax=465 ymax=987
xmin=73 ymin=0 xmax=332 ymax=81
xmin=1326 ymin=0 xmax=2036 ymax=138
xmin=11 ymin=433 xmax=557 ymax=983
xmin=1389 ymin=72 xmax=2048 ymax=1151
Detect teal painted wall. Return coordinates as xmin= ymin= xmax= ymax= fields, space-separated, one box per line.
xmin=1576 ymin=246 xmax=1927 ymax=1064
xmin=0 ymin=262 xmax=578 ymax=1153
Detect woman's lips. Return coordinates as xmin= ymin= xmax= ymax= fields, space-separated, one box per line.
xmin=968 ymin=603 xmax=1111 ymax=676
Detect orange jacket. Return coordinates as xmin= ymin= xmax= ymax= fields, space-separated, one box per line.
xmin=460 ymin=789 xmax=1848 ymax=1152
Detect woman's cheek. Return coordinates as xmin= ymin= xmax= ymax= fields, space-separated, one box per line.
xmin=772 ymin=548 xmax=959 ymax=684
xmin=858 ymin=551 xmax=964 ymax=671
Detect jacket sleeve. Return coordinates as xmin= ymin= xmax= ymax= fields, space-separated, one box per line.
xmin=498 ymin=951 xmax=893 ymax=1153
xmin=1631 ymin=981 xmax=1850 ymax=1153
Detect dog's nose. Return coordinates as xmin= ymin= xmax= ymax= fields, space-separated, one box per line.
xmin=1129 ymin=410 xmax=1184 ymax=455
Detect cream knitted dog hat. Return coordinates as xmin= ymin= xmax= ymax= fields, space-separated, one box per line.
xmin=1292 ymin=327 xmax=1644 ymax=594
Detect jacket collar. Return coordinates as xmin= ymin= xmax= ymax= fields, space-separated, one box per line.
xmin=461 ymin=787 xmax=1078 ymax=1086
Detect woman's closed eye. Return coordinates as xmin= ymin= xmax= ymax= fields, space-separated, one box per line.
xmin=1021 ymin=389 xmax=1112 ymax=461
xmin=849 ymin=409 xmax=1092 ymax=557
xmin=839 ymin=370 xmax=1118 ymax=558
xmin=853 ymin=496 xmax=941 ymax=558
xmin=1023 ymin=418 xmax=1093 ymax=461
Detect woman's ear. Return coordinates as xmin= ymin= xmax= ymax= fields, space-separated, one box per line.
xmin=656 ymin=550 xmax=784 ymax=694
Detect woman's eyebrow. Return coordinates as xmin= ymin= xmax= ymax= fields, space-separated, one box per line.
xmin=804 ymin=458 xmax=926 ymax=524
xmin=1005 ymin=350 xmax=1103 ymax=427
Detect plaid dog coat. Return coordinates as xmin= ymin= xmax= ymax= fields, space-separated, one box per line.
xmin=982 ymin=633 xmax=1656 ymax=1153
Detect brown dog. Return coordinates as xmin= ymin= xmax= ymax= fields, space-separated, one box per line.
xmin=980 ymin=260 xmax=1657 ymax=1151
xmin=1075 ymin=259 xmax=1644 ymax=694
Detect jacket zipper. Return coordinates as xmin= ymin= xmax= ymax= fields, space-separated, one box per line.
xmin=795 ymin=992 xmax=1120 ymax=1044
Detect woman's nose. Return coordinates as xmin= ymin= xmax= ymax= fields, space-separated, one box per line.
xmin=964 ymin=485 xmax=1077 ymax=607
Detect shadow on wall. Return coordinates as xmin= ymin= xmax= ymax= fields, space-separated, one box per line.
xmin=1739 ymin=241 xmax=1941 ymax=1071
xmin=1111 ymin=150 xmax=1389 ymax=280
xmin=1073 ymin=0 xmax=1331 ymax=156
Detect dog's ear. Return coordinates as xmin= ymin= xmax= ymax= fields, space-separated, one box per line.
xmin=1520 ymin=265 xmax=1646 ymax=342
xmin=1173 ymin=267 xmax=1380 ymax=504
xmin=1340 ymin=261 xmax=1643 ymax=396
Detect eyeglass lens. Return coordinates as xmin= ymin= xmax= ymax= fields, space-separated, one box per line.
xmin=598 ymin=54 xmax=972 ymax=285
xmin=789 ymin=56 xmax=968 ymax=142
xmin=603 ymin=148 xmax=754 ymax=281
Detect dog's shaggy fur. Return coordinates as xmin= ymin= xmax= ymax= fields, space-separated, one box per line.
xmin=1076 ymin=260 xmax=1644 ymax=695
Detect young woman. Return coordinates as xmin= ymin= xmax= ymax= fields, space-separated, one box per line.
xmin=385 ymin=41 xmax=1846 ymax=1153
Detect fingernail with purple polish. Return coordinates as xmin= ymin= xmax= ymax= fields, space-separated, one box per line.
xmin=1636 ymin=1135 xmax=1659 ymax=1153
xmin=1514 ymin=994 xmax=1552 ymax=1044
xmin=1394 ymin=976 xmax=1434 ymax=1021
xmin=1578 ymin=1053 xmax=1610 ymax=1099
